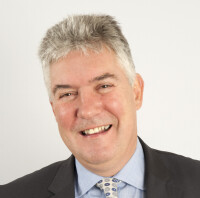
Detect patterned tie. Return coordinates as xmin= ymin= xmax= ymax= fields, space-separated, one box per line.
xmin=96 ymin=178 xmax=120 ymax=198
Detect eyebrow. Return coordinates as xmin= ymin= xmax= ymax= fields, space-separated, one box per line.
xmin=53 ymin=72 xmax=118 ymax=95
xmin=89 ymin=72 xmax=118 ymax=83
xmin=53 ymin=84 xmax=72 ymax=95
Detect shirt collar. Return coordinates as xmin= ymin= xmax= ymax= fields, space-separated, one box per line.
xmin=75 ymin=159 xmax=102 ymax=196
xmin=75 ymin=137 xmax=145 ymax=196
xmin=113 ymin=138 xmax=145 ymax=190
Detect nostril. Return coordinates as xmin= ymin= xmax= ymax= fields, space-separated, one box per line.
xmin=76 ymin=105 xmax=102 ymax=119
xmin=77 ymin=108 xmax=91 ymax=119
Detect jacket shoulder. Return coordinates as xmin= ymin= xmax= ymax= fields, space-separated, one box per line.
xmin=154 ymin=148 xmax=200 ymax=187
xmin=139 ymin=137 xmax=200 ymax=196
xmin=0 ymin=159 xmax=69 ymax=198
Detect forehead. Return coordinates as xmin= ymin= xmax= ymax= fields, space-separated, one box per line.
xmin=50 ymin=48 xmax=127 ymax=86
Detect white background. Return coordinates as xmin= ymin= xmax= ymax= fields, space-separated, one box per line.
xmin=1 ymin=0 xmax=200 ymax=184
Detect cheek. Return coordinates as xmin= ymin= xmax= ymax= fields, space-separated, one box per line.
xmin=103 ymin=89 xmax=136 ymax=123
xmin=103 ymin=94 xmax=125 ymax=119
xmin=54 ymin=103 xmax=75 ymax=129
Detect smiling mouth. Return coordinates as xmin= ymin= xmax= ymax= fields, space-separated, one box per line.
xmin=81 ymin=124 xmax=112 ymax=136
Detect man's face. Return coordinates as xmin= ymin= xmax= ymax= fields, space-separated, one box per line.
xmin=50 ymin=47 xmax=143 ymax=174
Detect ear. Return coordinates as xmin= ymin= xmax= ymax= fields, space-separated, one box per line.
xmin=133 ymin=73 xmax=144 ymax=110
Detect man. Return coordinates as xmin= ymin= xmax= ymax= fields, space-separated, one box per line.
xmin=0 ymin=14 xmax=200 ymax=198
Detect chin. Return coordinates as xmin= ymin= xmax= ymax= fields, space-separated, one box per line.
xmin=82 ymin=150 xmax=115 ymax=165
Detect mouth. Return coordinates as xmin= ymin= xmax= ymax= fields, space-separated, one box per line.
xmin=80 ymin=124 xmax=112 ymax=136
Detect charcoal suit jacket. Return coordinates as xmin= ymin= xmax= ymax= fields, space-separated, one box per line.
xmin=1 ymin=138 xmax=200 ymax=198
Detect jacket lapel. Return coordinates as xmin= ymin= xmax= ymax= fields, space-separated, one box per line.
xmin=139 ymin=137 xmax=183 ymax=198
xmin=48 ymin=155 xmax=75 ymax=198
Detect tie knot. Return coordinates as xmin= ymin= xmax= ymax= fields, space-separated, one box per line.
xmin=96 ymin=178 xmax=120 ymax=198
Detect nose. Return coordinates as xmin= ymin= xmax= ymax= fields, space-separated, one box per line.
xmin=76 ymin=89 xmax=103 ymax=119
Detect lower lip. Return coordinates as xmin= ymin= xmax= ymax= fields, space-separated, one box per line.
xmin=81 ymin=126 xmax=112 ymax=138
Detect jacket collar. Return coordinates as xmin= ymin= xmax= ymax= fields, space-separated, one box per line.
xmin=48 ymin=155 xmax=75 ymax=198
xmin=139 ymin=137 xmax=183 ymax=198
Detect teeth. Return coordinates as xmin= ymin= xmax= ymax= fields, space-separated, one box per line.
xmin=104 ymin=125 xmax=110 ymax=130
xmin=83 ymin=125 xmax=111 ymax=135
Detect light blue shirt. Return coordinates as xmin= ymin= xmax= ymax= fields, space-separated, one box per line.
xmin=75 ymin=138 xmax=146 ymax=197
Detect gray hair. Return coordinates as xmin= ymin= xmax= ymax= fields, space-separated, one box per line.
xmin=38 ymin=14 xmax=136 ymax=98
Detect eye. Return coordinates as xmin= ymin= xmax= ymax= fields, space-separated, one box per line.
xmin=59 ymin=91 xmax=78 ymax=100
xmin=59 ymin=93 xmax=70 ymax=98
xmin=101 ymin=84 xmax=111 ymax=88
xmin=97 ymin=84 xmax=114 ymax=93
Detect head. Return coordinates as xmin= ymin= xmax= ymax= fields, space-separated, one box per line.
xmin=39 ymin=14 xmax=136 ymax=99
xmin=38 ymin=14 xmax=144 ymax=176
